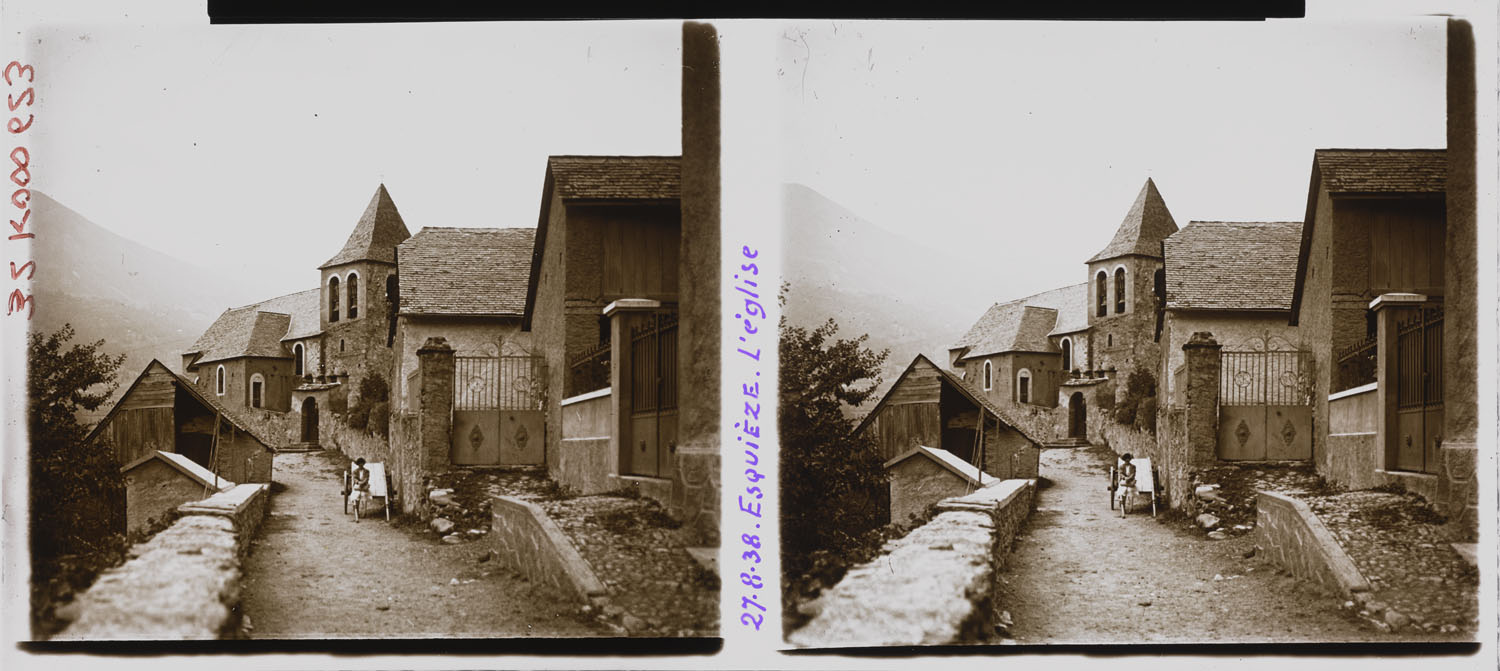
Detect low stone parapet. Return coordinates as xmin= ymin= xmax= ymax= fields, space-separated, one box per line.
xmin=55 ymin=484 xmax=271 ymax=640
xmin=788 ymin=479 xmax=1035 ymax=648
xmin=1255 ymin=490 xmax=1370 ymax=598
xmin=489 ymin=495 xmax=607 ymax=604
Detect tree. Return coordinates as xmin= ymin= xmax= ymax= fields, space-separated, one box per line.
xmin=779 ymin=287 xmax=890 ymax=583
xmin=28 ymin=325 xmax=128 ymax=631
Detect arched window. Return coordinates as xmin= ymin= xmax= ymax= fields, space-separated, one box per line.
xmin=983 ymin=360 xmax=993 ymax=391
xmin=1061 ymin=338 xmax=1072 ymax=372
xmin=215 ymin=365 xmax=226 ymax=396
xmin=293 ymin=343 xmax=305 ymax=376
xmin=347 ymin=271 xmax=359 ymax=320
xmin=1095 ymin=270 xmax=1108 ymax=317
xmin=1017 ymin=368 xmax=1032 ymax=404
xmin=1114 ymin=267 xmax=1127 ymax=314
xmin=329 ymin=276 xmax=341 ymax=323
xmin=250 ymin=373 xmax=265 ymax=409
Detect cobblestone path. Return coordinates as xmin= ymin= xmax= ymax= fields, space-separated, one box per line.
xmin=993 ymin=446 xmax=1387 ymax=644
xmin=239 ymin=451 xmax=600 ymax=638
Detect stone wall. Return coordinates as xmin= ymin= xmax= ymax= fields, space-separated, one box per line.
xmin=488 ymin=495 xmax=607 ymax=604
xmin=1442 ymin=18 xmax=1479 ymax=543
xmin=1324 ymin=384 xmax=1381 ymax=489
xmin=888 ymin=456 xmax=980 ymax=525
xmin=123 ymin=459 xmax=214 ymax=536
xmin=241 ymin=406 xmax=298 ymax=447
xmin=1254 ymin=491 xmax=1370 ymax=598
xmin=788 ymin=479 xmax=1035 ymax=647
xmin=558 ymin=390 xmax=614 ymax=495
xmin=55 ymin=484 xmax=269 ymax=640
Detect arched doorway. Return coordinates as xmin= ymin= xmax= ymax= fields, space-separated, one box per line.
xmin=301 ymin=397 xmax=319 ymax=443
xmin=1069 ymin=392 xmax=1087 ymax=439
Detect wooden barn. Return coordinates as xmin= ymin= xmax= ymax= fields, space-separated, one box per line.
xmin=855 ymin=354 xmax=1040 ymax=481
xmin=84 ymin=360 xmax=275 ymax=485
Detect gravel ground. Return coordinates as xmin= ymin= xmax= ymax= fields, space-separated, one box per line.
xmin=446 ymin=473 xmax=720 ymax=638
xmin=992 ymin=446 xmax=1386 ymax=644
xmin=1304 ymin=490 xmax=1479 ymax=636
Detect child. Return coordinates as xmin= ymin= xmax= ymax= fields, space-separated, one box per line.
xmin=1116 ymin=453 xmax=1137 ymax=514
xmin=351 ymin=458 xmax=371 ymax=521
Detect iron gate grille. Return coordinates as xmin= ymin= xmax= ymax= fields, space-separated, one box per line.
xmin=1396 ymin=305 xmax=1444 ymax=410
xmin=454 ymin=355 xmax=545 ymax=411
xmin=630 ymin=313 xmax=679 ymax=413
xmin=1219 ymin=350 xmax=1313 ymax=407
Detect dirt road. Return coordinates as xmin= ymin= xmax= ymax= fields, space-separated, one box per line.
xmin=239 ymin=451 xmax=600 ymax=638
xmin=992 ymin=446 xmax=1382 ymax=644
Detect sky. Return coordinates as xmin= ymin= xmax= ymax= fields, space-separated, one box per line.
xmin=777 ymin=17 xmax=1448 ymax=307
xmin=27 ymin=19 xmax=683 ymax=299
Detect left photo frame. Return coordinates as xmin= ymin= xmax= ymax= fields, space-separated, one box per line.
xmin=4 ymin=16 xmax=723 ymax=651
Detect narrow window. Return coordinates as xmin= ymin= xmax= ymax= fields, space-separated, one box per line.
xmin=1018 ymin=369 xmax=1032 ymax=404
xmin=216 ymin=365 xmax=226 ymax=396
xmin=347 ymin=272 xmax=359 ymax=319
xmin=250 ymin=374 xmax=264 ymax=409
xmin=329 ymin=276 xmax=341 ymax=323
xmin=983 ymin=360 xmax=993 ymax=391
xmin=1095 ymin=270 xmax=1108 ymax=317
xmin=1114 ymin=267 xmax=1127 ymax=314
xmin=1061 ymin=338 xmax=1072 ymax=371
xmin=293 ymin=343 xmax=305 ymax=376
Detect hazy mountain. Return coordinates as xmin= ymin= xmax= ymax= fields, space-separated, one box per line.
xmin=780 ymin=183 xmax=1003 ymax=411
xmin=28 ymin=191 xmax=265 ymax=425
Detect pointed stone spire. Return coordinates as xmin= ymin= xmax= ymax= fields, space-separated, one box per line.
xmin=1087 ymin=178 xmax=1179 ymax=263
xmin=319 ymin=184 xmax=413 ymax=269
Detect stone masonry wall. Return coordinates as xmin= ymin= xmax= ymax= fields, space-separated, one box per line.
xmin=489 ymin=495 xmax=607 ymax=604
xmin=788 ymin=479 xmax=1035 ymax=647
xmin=1255 ymin=491 xmax=1370 ymax=598
xmin=56 ymin=484 xmax=269 ymax=640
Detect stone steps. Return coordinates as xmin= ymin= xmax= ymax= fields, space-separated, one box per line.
xmin=1044 ymin=438 xmax=1092 ymax=449
xmin=277 ymin=442 xmax=322 ymax=453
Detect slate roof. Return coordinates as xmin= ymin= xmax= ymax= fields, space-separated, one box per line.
xmin=122 ymin=451 xmax=236 ymax=492
xmin=185 ymin=307 xmax=293 ymax=365
xmin=1088 ymin=178 xmax=1180 ymax=263
xmin=320 ymin=184 xmax=414 ymax=269
xmin=1164 ymin=221 xmax=1303 ymax=311
xmin=1314 ymin=149 xmax=1446 ymax=194
xmin=398 ymin=227 xmax=536 ymax=316
xmin=253 ymin=288 xmax=321 ymax=341
xmin=547 ymin=156 xmax=681 ymax=201
xmin=884 ymin=445 xmax=998 ymax=488
xmin=951 ymin=283 xmax=1087 ymax=360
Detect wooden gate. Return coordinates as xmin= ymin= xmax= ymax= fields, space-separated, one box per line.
xmin=452 ymin=355 xmax=545 ymax=466
xmin=1393 ymin=305 xmax=1443 ymax=473
xmin=626 ymin=313 xmax=678 ymax=477
xmin=1218 ymin=349 xmax=1313 ymax=461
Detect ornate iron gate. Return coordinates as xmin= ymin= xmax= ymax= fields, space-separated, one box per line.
xmin=626 ymin=313 xmax=678 ymax=477
xmin=452 ymin=355 xmax=545 ymax=466
xmin=1394 ymin=305 xmax=1443 ymax=473
xmin=1218 ymin=348 xmax=1313 ymax=461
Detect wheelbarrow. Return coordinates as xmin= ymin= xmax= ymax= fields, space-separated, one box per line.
xmin=1108 ymin=456 xmax=1159 ymax=517
xmin=342 ymin=461 xmax=392 ymax=521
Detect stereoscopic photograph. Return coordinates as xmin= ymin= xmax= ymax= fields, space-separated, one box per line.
xmin=10 ymin=16 xmax=722 ymax=644
xmin=778 ymin=17 xmax=1484 ymax=647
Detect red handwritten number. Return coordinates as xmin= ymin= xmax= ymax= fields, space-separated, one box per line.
xmin=10 ymin=147 xmax=30 ymax=187
xmin=3 ymin=62 xmax=34 ymax=86
xmin=8 ymin=289 xmax=33 ymax=318
xmin=9 ymin=261 xmax=33 ymax=280
xmin=7 ymin=87 xmax=32 ymax=111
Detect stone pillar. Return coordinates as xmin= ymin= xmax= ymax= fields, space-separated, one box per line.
xmin=416 ymin=337 xmax=455 ymax=474
xmin=1370 ymin=293 xmax=1427 ymax=473
xmin=675 ymin=21 xmax=722 ymax=547
xmin=1181 ymin=332 xmax=1221 ymax=468
xmin=604 ymin=299 xmax=662 ymax=481
xmin=1441 ymin=18 xmax=1478 ymax=542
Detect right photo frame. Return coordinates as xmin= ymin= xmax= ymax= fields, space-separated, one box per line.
xmin=777 ymin=16 xmax=1483 ymax=649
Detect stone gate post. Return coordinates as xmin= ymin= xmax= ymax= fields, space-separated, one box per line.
xmin=1182 ymin=332 xmax=1222 ymax=468
xmin=417 ymin=337 xmax=456 ymax=474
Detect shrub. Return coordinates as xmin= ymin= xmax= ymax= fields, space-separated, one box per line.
xmin=1135 ymin=395 xmax=1158 ymax=434
xmin=329 ymin=392 xmax=348 ymax=416
xmin=347 ymin=403 xmax=370 ymax=430
xmin=369 ymin=401 xmax=390 ymax=438
xmin=1113 ymin=369 xmax=1157 ymax=433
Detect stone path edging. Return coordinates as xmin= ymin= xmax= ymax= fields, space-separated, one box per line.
xmin=1255 ymin=490 xmax=1371 ymax=597
xmin=489 ymin=495 xmax=607 ymax=604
